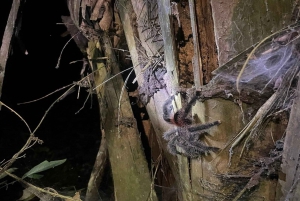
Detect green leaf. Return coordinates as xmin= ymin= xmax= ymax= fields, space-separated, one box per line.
xmin=0 ymin=168 xmax=17 ymax=180
xmin=22 ymin=159 xmax=66 ymax=179
xmin=27 ymin=173 xmax=43 ymax=179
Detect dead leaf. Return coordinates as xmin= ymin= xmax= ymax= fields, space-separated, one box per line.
xmin=90 ymin=0 xmax=105 ymax=20
xmin=65 ymin=191 xmax=82 ymax=201
xmin=99 ymin=1 xmax=113 ymax=31
xmin=18 ymin=188 xmax=36 ymax=201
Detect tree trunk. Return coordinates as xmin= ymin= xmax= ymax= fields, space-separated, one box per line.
xmin=119 ymin=0 xmax=297 ymax=200
xmin=210 ymin=1 xmax=294 ymax=200
xmin=92 ymin=34 xmax=158 ymax=201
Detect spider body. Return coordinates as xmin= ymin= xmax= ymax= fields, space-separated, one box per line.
xmin=163 ymin=95 xmax=220 ymax=158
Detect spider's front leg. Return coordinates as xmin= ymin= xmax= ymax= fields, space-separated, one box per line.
xmin=188 ymin=120 xmax=221 ymax=133
xmin=163 ymin=95 xmax=175 ymax=124
xmin=163 ymin=94 xmax=198 ymax=127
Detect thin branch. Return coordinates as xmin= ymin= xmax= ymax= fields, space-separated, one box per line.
xmin=55 ymin=32 xmax=81 ymax=69
xmin=17 ymin=83 xmax=73 ymax=105
xmin=0 ymin=134 xmax=41 ymax=175
xmin=93 ymin=67 xmax=133 ymax=90
xmin=0 ymin=101 xmax=32 ymax=133
xmin=5 ymin=171 xmax=81 ymax=201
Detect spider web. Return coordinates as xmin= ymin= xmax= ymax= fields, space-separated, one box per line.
xmin=135 ymin=0 xmax=166 ymax=104
xmin=136 ymin=0 xmax=163 ymax=44
xmin=212 ymin=26 xmax=300 ymax=94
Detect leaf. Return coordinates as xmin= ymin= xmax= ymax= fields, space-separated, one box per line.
xmin=22 ymin=159 xmax=66 ymax=179
xmin=18 ymin=187 xmax=36 ymax=201
xmin=27 ymin=173 xmax=43 ymax=179
xmin=0 ymin=168 xmax=17 ymax=180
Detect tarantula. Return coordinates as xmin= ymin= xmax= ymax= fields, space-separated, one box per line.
xmin=163 ymin=95 xmax=221 ymax=158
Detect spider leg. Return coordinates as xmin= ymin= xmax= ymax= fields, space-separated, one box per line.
xmin=163 ymin=128 xmax=177 ymax=140
xmin=189 ymin=130 xmax=207 ymax=141
xmin=182 ymin=95 xmax=198 ymax=115
xmin=188 ymin=120 xmax=221 ymax=133
xmin=173 ymin=96 xmax=198 ymax=126
xmin=185 ymin=141 xmax=219 ymax=158
xmin=173 ymin=136 xmax=206 ymax=158
xmin=177 ymin=127 xmax=219 ymax=158
xmin=163 ymin=95 xmax=175 ymax=123
xmin=167 ymin=136 xmax=181 ymax=155
xmin=163 ymin=95 xmax=199 ymax=126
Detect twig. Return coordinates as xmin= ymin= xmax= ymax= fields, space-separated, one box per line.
xmin=85 ymin=129 xmax=108 ymax=200
xmin=5 ymin=171 xmax=80 ymax=201
xmin=32 ymin=85 xmax=76 ymax=134
xmin=93 ymin=67 xmax=133 ymax=90
xmin=0 ymin=101 xmax=32 ymax=133
xmin=0 ymin=133 xmax=41 ymax=175
xmin=56 ymin=32 xmax=81 ymax=69
xmin=117 ymin=67 xmax=135 ymax=136
xmin=75 ymin=92 xmax=91 ymax=114
xmin=17 ymin=83 xmax=73 ymax=105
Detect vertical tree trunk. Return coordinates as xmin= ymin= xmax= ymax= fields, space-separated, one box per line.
xmin=0 ymin=0 xmax=20 ymax=105
xmin=119 ymin=0 xmax=297 ymax=200
xmin=100 ymin=34 xmax=158 ymax=201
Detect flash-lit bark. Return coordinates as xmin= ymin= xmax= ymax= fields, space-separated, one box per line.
xmin=0 ymin=0 xmax=20 ymax=105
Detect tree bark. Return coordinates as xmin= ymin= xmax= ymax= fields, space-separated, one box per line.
xmin=117 ymin=0 xmax=298 ymax=200
xmin=96 ymin=33 xmax=158 ymax=201
xmin=0 ymin=0 xmax=20 ymax=105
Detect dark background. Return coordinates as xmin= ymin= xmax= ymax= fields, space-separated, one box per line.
xmin=0 ymin=0 xmax=151 ymax=199
xmin=0 ymin=0 xmax=103 ymax=199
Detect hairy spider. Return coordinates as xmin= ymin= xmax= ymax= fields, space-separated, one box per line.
xmin=163 ymin=95 xmax=221 ymax=158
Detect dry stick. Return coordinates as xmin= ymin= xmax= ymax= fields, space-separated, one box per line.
xmin=5 ymin=171 xmax=80 ymax=201
xmin=0 ymin=135 xmax=37 ymax=175
xmin=231 ymin=92 xmax=277 ymax=157
xmin=55 ymin=31 xmax=81 ymax=69
xmin=0 ymin=102 xmax=41 ymax=175
xmin=32 ymin=79 xmax=89 ymax=134
xmin=17 ymin=83 xmax=73 ymax=105
xmin=0 ymin=101 xmax=32 ymax=133
xmin=238 ymin=67 xmax=297 ymax=158
xmin=116 ymin=61 xmax=147 ymax=136
xmin=117 ymin=67 xmax=135 ymax=136
xmin=33 ymin=67 xmax=133 ymax=135
xmin=134 ymin=36 xmax=155 ymax=58
xmin=18 ymin=59 xmax=105 ymax=106
xmin=132 ymin=59 xmax=155 ymax=84
xmin=148 ymin=154 xmax=161 ymax=201
xmin=227 ymin=64 xmax=297 ymax=165
xmin=32 ymin=84 xmax=76 ymax=134
xmin=85 ymin=128 xmax=107 ymax=201
xmin=75 ymin=92 xmax=91 ymax=114
xmin=18 ymin=66 xmax=102 ymax=106
xmin=218 ymin=87 xmax=288 ymax=166
xmin=93 ymin=67 xmax=133 ymax=90
xmin=209 ymin=93 xmax=277 ymax=165
xmin=111 ymin=47 xmax=130 ymax=52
